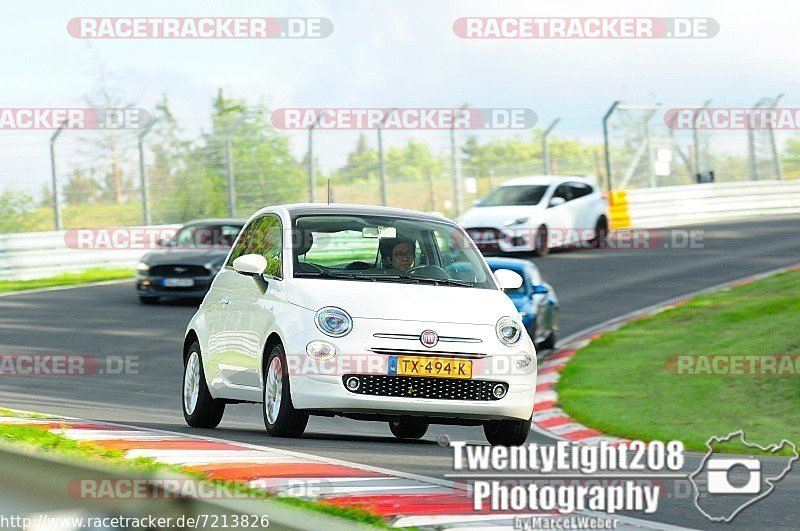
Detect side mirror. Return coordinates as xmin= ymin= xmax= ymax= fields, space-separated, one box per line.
xmin=493 ymin=268 xmax=523 ymax=291
xmin=548 ymin=197 xmax=566 ymax=208
xmin=532 ymin=284 xmax=549 ymax=294
xmin=157 ymin=238 xmax=172 ymax=247
xmin=232 ymin=254 xmax=267 ymax=276
xmin=472 ymin=199 xmax=482 ymax=206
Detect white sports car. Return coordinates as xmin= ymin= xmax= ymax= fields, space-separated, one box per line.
xmin=182 ymin=204 xmax=537 ymax=446
xmin=458 ymin=175 xmax=610 ymax=255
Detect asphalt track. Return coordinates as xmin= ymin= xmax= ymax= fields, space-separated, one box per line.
xmin=1 ymin=215 xmax=799 ymax=529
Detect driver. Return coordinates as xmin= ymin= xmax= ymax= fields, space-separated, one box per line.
xmin=381 ymin=237 xmax=416 ymax=273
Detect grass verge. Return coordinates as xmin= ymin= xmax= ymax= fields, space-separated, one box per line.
xmin=558 ymin=269 xmax=800 ymax=455
xmin=0 ymin=268 xmax=134 ymax=294
xmin=0 ymin=420 xmax=387 ymax=527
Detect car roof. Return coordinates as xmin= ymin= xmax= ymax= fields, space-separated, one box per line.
xmin=182 ymin=218 xmax=246 ymax=226
xmin=270 ymin=203 xmax=454 ymax=224
xmin=498 ymin=175 xmax=596 ymax=187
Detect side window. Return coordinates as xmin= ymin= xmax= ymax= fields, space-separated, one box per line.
xmin=568 ymin=182 xmax=593 ymax=199
xmin=227 ymin=219 xmax=260 ymax=266
xmin=226 ymin=215 xmax=283 ymax=278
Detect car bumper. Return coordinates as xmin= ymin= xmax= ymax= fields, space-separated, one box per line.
xmin=136 ymin=276 xmax=214 ymax=298
xmin=466 ymin=227 xmax=537 ymax=253
xmin=284 ymin=327 xmax=537 ymax=422
xmin=292 ymin=373 xmax=535 ymax=421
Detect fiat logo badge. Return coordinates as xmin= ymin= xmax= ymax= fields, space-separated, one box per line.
xmin=420 ymin=330 xmax=438 ymax=348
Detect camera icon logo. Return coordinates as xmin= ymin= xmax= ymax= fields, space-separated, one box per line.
xmin=690 ymin=430 xmax=798 ymax=522
xmin=706 ymin=458 xmax=761 ymax=494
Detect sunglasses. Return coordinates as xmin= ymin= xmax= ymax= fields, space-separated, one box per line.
xmin=392 ymin=252 xmax=415 ymax=260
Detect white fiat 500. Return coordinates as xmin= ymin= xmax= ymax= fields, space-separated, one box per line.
xmin=182 ymin=204 xmax=537 ymax=445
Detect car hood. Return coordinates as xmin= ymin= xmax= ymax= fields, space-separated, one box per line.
xmin=139 ymin=248 xmax=230 ymax=266
xmin=288 ymin=278 xmax=519 ymax=326
xmin=458 ymin=205 xmax=543 ymax=228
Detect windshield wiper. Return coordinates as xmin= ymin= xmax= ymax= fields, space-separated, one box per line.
xmin=410 ymin=277 xmax=475 ymax=287
xmin=295 ymin=270 xmax=419 ymax=283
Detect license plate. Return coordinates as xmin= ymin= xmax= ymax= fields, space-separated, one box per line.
xmin=162 ymin=278 xmax=195 ymax=287
xmin=388 ymin=356 xmax=472 ymax=379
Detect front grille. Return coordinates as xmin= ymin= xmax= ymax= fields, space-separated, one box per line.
xmin=150 ymin=264 xmax=209 ymax=277
xmin=369 ymin=348 xmax=485 ymax=359
xmin=342 ymin=374 xmax=506 ymax=401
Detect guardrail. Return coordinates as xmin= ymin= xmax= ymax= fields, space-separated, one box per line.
xmin=3 ymin=181 xmax=799 ymax=280
xmin=0 ymin=225 xmax=179 ymax=280
xmin=609 ymin=179 xmax=800 ymax=229
xmin=0 ymin=445 xmax=369 ymax=530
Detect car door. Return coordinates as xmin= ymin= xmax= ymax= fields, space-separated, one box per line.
xmin=566 ymin=181 xmax=595 ymax=236
xmin=205 ymin=218 xmax=258 ymax=395
xmin=222 ymin=214 xmax=284 ymax=393
xmin=545 ymin=183 xmax=575 ymax=248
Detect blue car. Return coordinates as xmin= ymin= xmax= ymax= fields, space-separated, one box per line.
xmin=485 ymin=257 xmax=559 ymax=351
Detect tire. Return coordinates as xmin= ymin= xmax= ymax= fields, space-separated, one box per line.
xmin=483 ymin=416 xmax=532 ymax=446
xmin=533 ymin=225 xmax=549 ymax=257
xmin=263 ymin=344 xmax=308 ymax=438
xmin=589 ymin=217 xmax=609 ymax=249
xmin=182 ymin=343 xmax=225 ymax=429
xmin=538 ymin=329 xmax=557 ymax=351
xmin=389 ymin=419 xmax=429 ymax=440
xmin=139 ymin=296 xmax=159 ymax=305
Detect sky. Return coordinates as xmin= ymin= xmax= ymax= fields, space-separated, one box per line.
xmin=1 ymin=0 xmax=798 ymax=193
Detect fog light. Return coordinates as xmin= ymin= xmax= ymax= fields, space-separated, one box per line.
xmin=493 ymin=384 xmax=507 ymax=399
xmin=306 ymin=341 xmax=336 ymax=360
xmin=346 ymin=377 xmax=360 ymax=391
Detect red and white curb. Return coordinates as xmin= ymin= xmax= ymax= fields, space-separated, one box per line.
xmin=531 ymin=262 xmax=800 ymax=445
xmin=0 ymin=413 xmax=555 ymax=529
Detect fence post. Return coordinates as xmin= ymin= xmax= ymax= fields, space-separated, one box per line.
xmin=225 ymin=114 xmax=247 ymax=217
xmin=541 ymin=118 xmax=560 ymax=174
xmin=602 ymin=101 xmax=620 ymax=191
xmin=49 ymin=121 xmax=67 ymax=231
xmin=377 ymin=108 xmax=396 ymax=206
xmin=451 ymin=104 xmax=469 ymax=216
xmin=768 ymin=94 xmax=784 ymax=180
xmin=138 ymin=119 xmax=157 ymax=225
xmin=693 ymin=100 xmax=711 ymax=175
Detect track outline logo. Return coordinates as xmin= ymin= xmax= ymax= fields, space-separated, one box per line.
xmin=689 ymin=429 xmax=798 ymax=522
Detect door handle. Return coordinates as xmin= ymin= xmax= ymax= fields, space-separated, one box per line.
xmin=218 ymin=297 xmax=230 ymax=305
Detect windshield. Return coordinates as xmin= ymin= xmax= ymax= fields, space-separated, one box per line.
xmin=171 ymin=223 xmax=243 ymax=248
xmin=479 ymin=185 xmax=549 ymax=207
xmin=292 ymin=214 xmax=497 ymax=289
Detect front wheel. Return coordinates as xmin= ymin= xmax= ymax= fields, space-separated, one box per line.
xmin=139 ymin=296 xmax=159 ymax=305
xmin=263 ymin=344 xmax=308 ymax=438
xmin=389 ymin=419 xmax=429 ymax=439
xmin=183 ymin=344 xmax=225 ymax=428
xmin=483 ymin=416 xmax=532 ymax=446
xmin=533 ymin=225 xmax=549 ymax=257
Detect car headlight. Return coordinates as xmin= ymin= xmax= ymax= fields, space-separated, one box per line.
xmin=496 ymin=316 xmax=522 ymax=345
xmin=503 ymin=216 xmax=529 ymax=227
xmin=205 ymin=261 xmax=223 ymax=275
xmin=315 ymin=307 xmax=353 ymax=337
xmin=136 ymin=262 xmax=150 ymax=273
